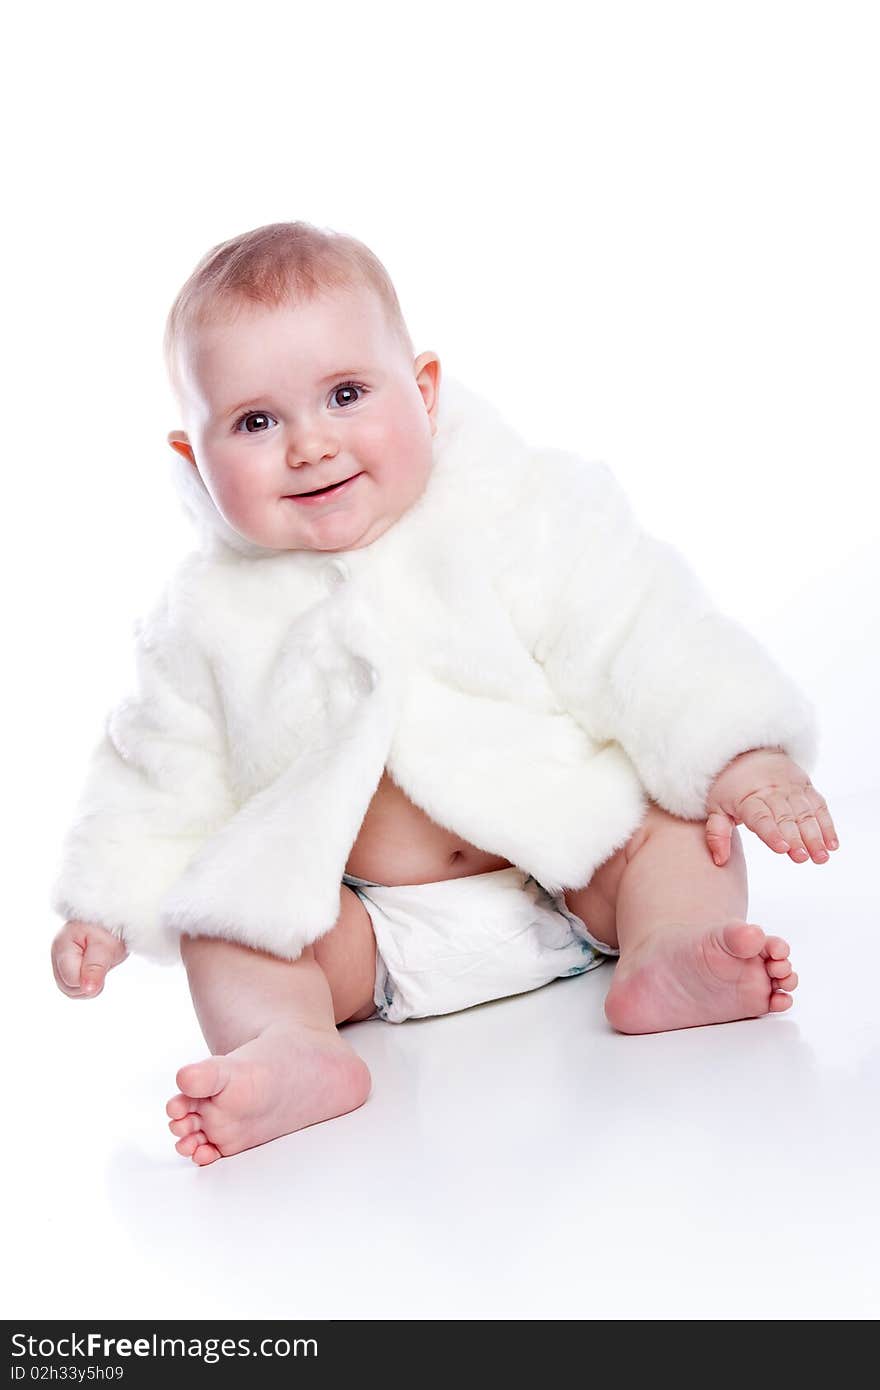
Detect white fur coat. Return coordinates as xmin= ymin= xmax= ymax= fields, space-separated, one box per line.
xmin=50 ymin=377 xmax=819 ymax=963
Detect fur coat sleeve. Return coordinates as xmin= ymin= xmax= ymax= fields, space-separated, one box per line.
xmin=49 ymin=558 xmax=237 ymax=961
xmin=516 ymin=448 xmax=820 ymax=819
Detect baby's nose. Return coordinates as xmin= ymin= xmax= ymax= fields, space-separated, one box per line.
xmin=286 ymin=420 xmax=340 ymax=467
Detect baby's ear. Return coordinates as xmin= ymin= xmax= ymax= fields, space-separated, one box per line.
xmin=167 ymin=430 xmax=196 ymax=466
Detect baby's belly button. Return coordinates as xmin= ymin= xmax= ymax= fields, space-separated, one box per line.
xmin=344 ymin=826 xmax=511 ymax=884
xmin=344 ymin=773 xmax=512 ymax=883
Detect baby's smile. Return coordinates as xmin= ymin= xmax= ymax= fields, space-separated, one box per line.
xmin=284 ymin=471 xmax=364 ymax=504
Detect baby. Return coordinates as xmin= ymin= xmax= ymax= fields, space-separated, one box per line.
xmin=50 ymin=221 xmax=839 ymax=1166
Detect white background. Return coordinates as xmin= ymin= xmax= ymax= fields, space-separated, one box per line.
xmin=4 ymin=0 xmax=878 ymax=1321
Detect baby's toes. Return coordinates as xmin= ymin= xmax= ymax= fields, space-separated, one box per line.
xmin=175 ymin=1129 xmax=208 ymax=1157
xmin=763 ymin=935 xmax=790 ymax=961
xmin=772 ymin=970 xmax=798 ymax=993
xmin=176 ymin=1057 xmax=226 ymax=1099
xmin=191 ymin=1140 xmax=222 ymax=1166
xmin=766 ymin=957 xmax=793 ymax=979
xmin=169 ymin=1112 xmax=202 ymax=1139
xmin=769 ymin=991 xmax=794 ymax=1012
xmin=166 ymin=1092 xmax=195 ymax=1121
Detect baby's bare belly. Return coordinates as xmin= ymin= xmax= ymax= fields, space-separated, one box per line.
xmin=344 ymin=770 xmax=513 ymax=886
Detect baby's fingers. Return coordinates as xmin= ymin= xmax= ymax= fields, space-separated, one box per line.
xmin=738 ymin=795 xmax=792 ymax=855
xmin=762 ymin=789 xmax=831 ymax=864
xmin=804 ymin=786 xmax=839 ymax=853
xmin=53 ymin=942 xmax=84 ymax=993
xmin=705 ymin=809 xmax=735 ymax=866
xmin=80 ymin=936 xmax=123 ymax=996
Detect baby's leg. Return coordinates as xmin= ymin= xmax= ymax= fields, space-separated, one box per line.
xmin=166 ymin=887 xmax=377 ymax=1165
xmin=564 ymin=804 xmax=798 ymax=1034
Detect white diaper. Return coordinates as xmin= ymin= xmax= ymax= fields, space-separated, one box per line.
xmin=341 ymin=866 xmax=619 ymax=1023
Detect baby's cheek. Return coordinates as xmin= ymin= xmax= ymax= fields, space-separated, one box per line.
xmin=222 ymin=471 xmax=264 ymax=526
xmin=388 ymin=422 xmax=433 ymax=491
xmin=356 ymin=411 xmax=433 ymax=521
xmin=377 ymin=458 xmax=429 ymax=523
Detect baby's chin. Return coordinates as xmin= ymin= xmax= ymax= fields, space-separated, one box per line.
xmin=302 ymin=516 xmax=394 ymax=553
xmin=251 ymin=507 xmax=393 ymax=554
xmin=229 ymin=475 xmax=423 ymax=553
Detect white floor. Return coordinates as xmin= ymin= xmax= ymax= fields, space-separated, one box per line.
xmin=11 ymin=786 xmax=878 ymax=1321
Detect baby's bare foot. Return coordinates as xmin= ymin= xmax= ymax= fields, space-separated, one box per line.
xmin=604 ymin=920 xmax=798 ymax=1035
xmin=166 ymin=1022 xmax=371 ymax=1165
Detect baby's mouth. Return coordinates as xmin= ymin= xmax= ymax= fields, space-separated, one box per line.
xmin=286 ymin=472 xmax=361 ymax=500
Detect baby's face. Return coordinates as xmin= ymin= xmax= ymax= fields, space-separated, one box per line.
xmin=169 ymin=284 xmax=440 ymax=552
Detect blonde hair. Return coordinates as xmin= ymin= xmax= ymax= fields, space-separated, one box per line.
xmin=163 ymin=220 xmax=415 ymax=400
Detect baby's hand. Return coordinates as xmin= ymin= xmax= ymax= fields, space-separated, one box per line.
xmin=705 ymin=747 xmax=839 ymax=868
xmin=51 ymin=919 xmax=128 ymax=998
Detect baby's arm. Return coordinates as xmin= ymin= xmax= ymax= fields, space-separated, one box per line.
xmin=51 ymin=919 xmax=128 ymax=998
xmin=50 ymin=558 xmax=236 ymax=966
xmin=521 ymin=451 xmax=819 ymax=821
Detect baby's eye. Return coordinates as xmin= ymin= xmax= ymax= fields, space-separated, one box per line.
xmin=330 ymin=382 xmax=366 ymax=408
xmin=235 ymin=411 xmax=278 ymax=434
